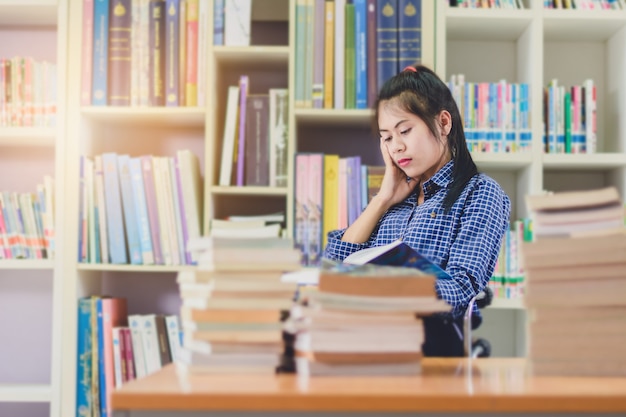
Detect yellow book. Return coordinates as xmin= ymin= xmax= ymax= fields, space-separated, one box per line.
xmin=323 ymin=154 xmax=339 ymax=247
xmin=323 ymin=0 xmax=334 ymax=109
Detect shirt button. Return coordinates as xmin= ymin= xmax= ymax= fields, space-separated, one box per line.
xmin=431 ymin=212 xmax=436 ymax=218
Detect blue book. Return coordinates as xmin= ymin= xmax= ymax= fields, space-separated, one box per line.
xmin=117 ymin=154 xmax=142 ymax=264
xmin=97 ymin=298 xmax=107 ymax=417
xmin=129 ymin=157 xmax=154 ymax=264
xmin=376 ymin=0 xmax=398 ymax=91
xmin=92 ymin=0 xmax=110 ymax=106
xmin=354 ymin=0 xmax=368 ymax=109
xmin=213 ymin=0 xmax=224 ymax=45
xmin=165 ymin=0 xmax=180 ymax=106
xmin=101 ymin=152 xmax=128 ymax=264
xmin=343 ymin=239 xmax=452 ymax=281
xmin=397 ymin=0 xmax=421 ymax=73
xmin=76 ymin=297 xmax=93 ymax=417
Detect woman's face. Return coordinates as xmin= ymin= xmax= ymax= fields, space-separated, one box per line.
xmin=377 ymin=100 xmax=451 ymax=182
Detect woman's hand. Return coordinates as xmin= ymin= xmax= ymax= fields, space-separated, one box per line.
xmin=375 ymin=141 xmax=417 ymax=207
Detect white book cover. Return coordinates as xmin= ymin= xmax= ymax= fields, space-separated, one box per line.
xmin=112 ymin=327 xmax=124 ymax=388
xmin=169 ymin=157 xmax=187 ymax=264
xmin=219 ymin=85 xmax=241 ymax=186
xmin=165 ymin=315 xmax=182 ymax=362
xmin=224 ymin=0 xmax=251 ymax=46
xmin=94 ymin=155 xmax=109 ymax=263
xmin=128 ymin=314 xmax=148 ymax=379
xmin=140 ymin=314 xmax=162 ymax=375
xmin=151 ymin=157 xmax=174 ymax=265
xmin=268 ymin=88 xmax=289 ymax=187
xmin=159 ymin=157 xmax=181 ymax=265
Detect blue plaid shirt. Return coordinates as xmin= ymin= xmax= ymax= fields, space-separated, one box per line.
xmin=323 ymin=161 xmax=511 ymax=322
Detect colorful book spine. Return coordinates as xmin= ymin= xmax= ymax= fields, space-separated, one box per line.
xmin=148 ymin=0 xmax=166 ymax=106
xmin=82 ymin=0 xmax=95 ymax=106
xmin=323 ymin=1 xmax=334 ymax=109
xmin=344 ymin=2 xmax=356 ymax=109
xmin=141 ymin=155 xmax=163 ymax=264
xmin=94 ymin=155 xmax=110 ymax=263
xmin=102 ymin=152 xmax=128 ymax=264
xmin=92 ymin=0 xmax=110 ymax=105
xmin=397 ymin=0 xmax=421 ymax=72
xmin=311 ymin=0 xmax=325 ymax=109
xmin=213 ymin=0 xmax=224 ymax=45
xmin=117 ymin=154 xmax=142 ymax=264
xmin=294 ymin=0 xmax=307 ymax=108
xmin=76 ymin=297 xmax=93 ymax=417
xmin=236 ymin=75 xmax=249 ymax=186
xmin=322 ymin=154 xmax=339 ymax=247
xmin=185 ymin=0 xmax=199 ymax=106
xmin=307 ymin=153 xmax=324 ymax=267
xmin=376 ymin=0 xmax=398 ymax=92
xmin=334 ymin=0 xmax=346 ymax=109
xmin=129 ymin=157 xmax=154 ymax=264
xmin=294 ymin=153 xmax=310 ymax=266
xmin=172 ymin=155 xmax=190 ymax=264
xmin=165 ymin=0 xmax=180 ymax=106
xmin=367 ymin=0 xmax=378 ymax=108
xmin=244 ymin=94 xmax=270 ymax=186
xmin=108 ymin=0 xmax=132 ymax=106
xmin=354 ymin=0 xmax=368 ymax=109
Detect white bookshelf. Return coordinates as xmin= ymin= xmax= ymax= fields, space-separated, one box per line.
xmin=436 ymin=0 xmax=626 ymax=357
xmin=0 ymin=0 xmax=66 ymax=416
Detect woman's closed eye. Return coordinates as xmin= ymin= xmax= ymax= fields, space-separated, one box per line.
xmin=400 ymin=128 xmax=411 ymax=136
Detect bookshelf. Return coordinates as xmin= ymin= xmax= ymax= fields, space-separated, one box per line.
xmin=436 ymin=0 xmax=626 ymax=357
xmin=0 ymin=0 xmax=67 ymax=416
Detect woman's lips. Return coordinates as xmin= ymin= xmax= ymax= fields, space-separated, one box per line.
xmin=397 ymin=158 xmax=411 ymax=167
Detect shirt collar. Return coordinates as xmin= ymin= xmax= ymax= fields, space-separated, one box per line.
xmin=422 ymin=160 xmax=454 ymax=198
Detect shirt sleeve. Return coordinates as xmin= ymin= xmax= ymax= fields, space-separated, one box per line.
xmin=323 ymin=229 xmax=372 ymax=262
xmin=436 ymin=179 xmax=511 ymax=319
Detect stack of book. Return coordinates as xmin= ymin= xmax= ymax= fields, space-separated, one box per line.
xmin=175 ymin=236 xmax=302 ymax=374
xmin=293 ymin=262 xmax=450 ymax=376
xmin=523 ymin=187 xmax=626 ymax=376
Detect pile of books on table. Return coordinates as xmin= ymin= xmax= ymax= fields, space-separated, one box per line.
xmin=523 ymin=186 xmax=626 ymax=376
xmin=175 ymin=236 xmax=301 ymax=374
xmin=292 ymin=261 xmax=450 ymax=376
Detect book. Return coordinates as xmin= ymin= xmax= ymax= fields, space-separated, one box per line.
xmin=117 ymin=154 xmax=142 ymax=264
xmin=334 ymin=0 xmax=346 ymax=109
xmin=101 ymin=152 xmax=128 ymax=264
xmin=127 ymin=314 xmax=147 ymax=379
xmin=244 ymin=94 xmax=270 ymax=186
xmin=81 ymin=0 xmax=95 ymax=106
xmin=185 ymin=0 xmax=198 ymax=106
xmin=148 ymin=0 xmax=166 ymax=106
xmin=128 ymin=157 xmax=154 ymax=264
xmin=92 ymin=0 xmax=110 ymax=105
xmin=176 ymin=149 xmax=203 ymax=263
xmin=218 ymin=85 xmax=241 ymax=186
xmin=213 ymin=0 xmax=224 ymax=45
xmin=224 ymin=0 xmax=251 ymax=46
xmin=107 ymin=0 xmax=132 ymax=106
xmin=398 ymin=0 xmax=421 ymax=72
xmin=343 ymin=239 xmax=452 ymax=280
xmin=376 ymin=0 xmax=398 ymax=91
xmin=268 ymin=88 xmax=289 ymax=187
xmin=165 ymin=0 xmax=180 ymax=106
xmin=323 ymin=0 xmax=334 ymax=108
xmin=76 ymin=297 xmax=95 ymax=417
xmin=98 ymin=297 xmax=128 ymax=417
xmin=236 ymin=75 xmax=249 ymax=186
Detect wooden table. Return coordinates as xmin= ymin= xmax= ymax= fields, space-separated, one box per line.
xmin=111 ymin=358 xmax=626 ymax=417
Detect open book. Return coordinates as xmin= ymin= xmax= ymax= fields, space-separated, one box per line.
xmin=343 ymin=240 xmax=451 ymax=280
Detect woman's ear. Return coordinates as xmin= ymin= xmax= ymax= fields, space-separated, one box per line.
xmin=439 ymin=110 xmax=452 ymax=136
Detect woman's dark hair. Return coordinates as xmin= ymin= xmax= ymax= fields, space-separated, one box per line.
xmin=373 ymin=65 xmax=478 ymax=212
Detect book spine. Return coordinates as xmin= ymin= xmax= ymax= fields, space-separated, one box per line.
xmin=224 ymin=0 xmax=251 ymax=46
xmin=185 ymin=0 xmax=198 ymax=106
xmin=354 ymin=0 xmax=368 ymax=109
xmin=268 ymin=88 xmax=289 ymax=188
xmin=294 ymin=153 xmax=310 ymax=266
xmin=322 ymin=154 xmax=339 ymax=247
xmin=344 ymin=3 xmax=356 ymax=109
xmin=294 ymin=0 xmax=307 ymax=108
xmin=148 ymin=0 xmax=166 ymax=106
xmin=172 ymin=155 xmax=190 ymax=264
xmin=112 ymin=327 xmax=124 ymax=388
xmin=117 ymin=154 xmax=143 ymax=264
xmin=397 ymin=0 xmax=421 ymax=72
xmin=311 ymin=0 xmax=325 ymax=109
xmin=165 ymin=0 xmax=180 ymax=106
xmin=94 ymin=155 xmax=110 ymax=263
xmin=155 ymin=315 xmax=172 ymax=366
xmin=92 ymin=0 xmax=110 ymax=105
xmin=236 ymin=75 xmax=249 ymax=186
xmin=366 ymin=0 xmax=377 ymax=107
xmin=102 ymin=152 xmax=128 ymax=264
xmin=218 ymin=85 xmax=240 ymax=186
xmin=334 ymin=0 xmax=346 ymax=109
xmin=108 ymin=0 xmax=132 ymax=106
xmin=213 ymin=0 xmax=224 ymax=45
xmin=244 ymin=95 xmax=270 ymax=186
xmin=177 ymin=0 xmax=186 ymax=106
xmin=323 ymin=1 xmax=334 ymax=109
xmin=141 ymin=155 xmax=163 ymax=264
xmin=129 ymin=157 xmax=154 ymax=264
xmin=164 ymin=315 xmax=182 ymax=362
xmin=76 ymin=297 xmax=93 ymax=417
xmin=128 ymin=315 xmax=147 ymax=378
xmin=122 ymin=327 xmax=136 ymax=381
xmin=303 ymin=0 xmax=314 ymax=108
xmin=376 ymin=0 xmax=398 ymax=92
xmin=196 ymin=0 xmax=208 ymax=106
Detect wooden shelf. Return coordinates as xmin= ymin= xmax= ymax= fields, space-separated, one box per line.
xmin=542 ymin=153 xmax=626 ymax=170
xmin=488 ymin=297 xmax=525 ymax=310
xmin=543 ymin=9 xmax=626 ymax=41
xmin=76 ymin=263 xmax=196 ymax=273
xmin=210 ymin=185 xmax=289 ymax=196
xmin=0 ymin=259 xmax=54 ymax=270
xmin=445 ymin=7 xmax=534 ymax=41
xmin=0 ymin=384 xmax=51 ymax=403
xmin=0 ymin=128 xmax=56 ymax=145
xmin=472 ymin=152 xmax=533 ymax=170
xmin=81 ymin=107 xmax=206 ymax=128
xmin=0 ymin=1 xmax=57 ymax=27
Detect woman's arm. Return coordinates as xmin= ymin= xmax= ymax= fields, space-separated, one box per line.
xmin=436 ymin=179 xmax=511 ymax=318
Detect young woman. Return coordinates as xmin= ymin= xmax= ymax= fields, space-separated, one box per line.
xmin=323 ymin=65 xmax=511 ymax=356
